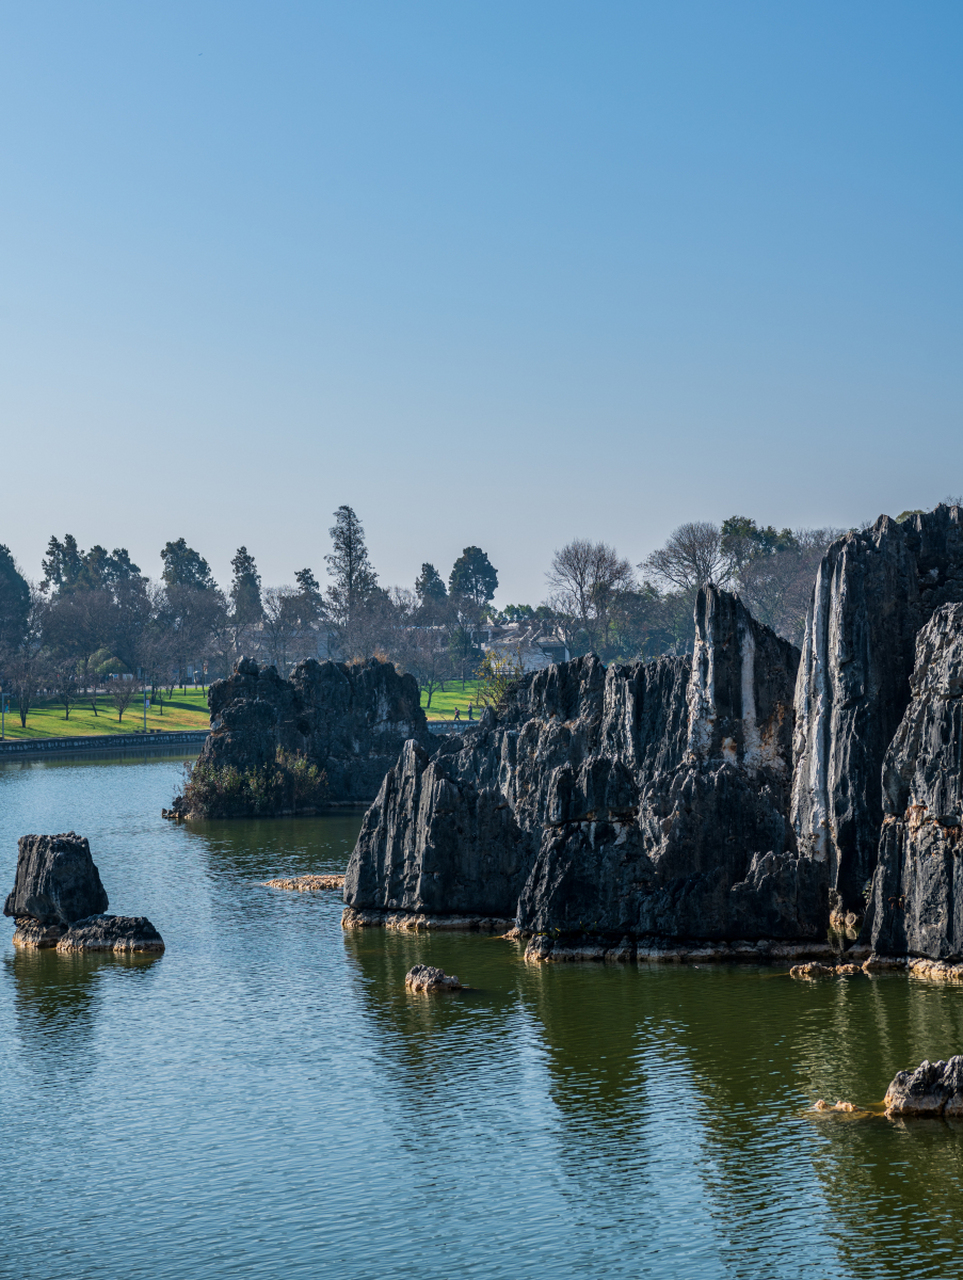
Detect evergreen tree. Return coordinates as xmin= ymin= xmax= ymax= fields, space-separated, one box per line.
xmin=160 ymin=538 xmax=218 ymax=591
xmin=449 ymin=547 xmax=498 ymax=607
xmin=0 ymin=544 xmax=30 ymax=648
xmin=415 ymin=563 xmax=447 ymax=603
xmin=294 ymin=568 xmax=323 ymax=625
xmin=230 ymin=547 xmax=263 ymax=624
xmin=324 ymin=506 xmax=379 ymax=629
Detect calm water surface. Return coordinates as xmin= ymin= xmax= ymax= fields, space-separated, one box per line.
xmin=2 ymin=756 xmax=962 ymax=1279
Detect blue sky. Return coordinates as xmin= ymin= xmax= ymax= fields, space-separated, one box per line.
xmin=2 ymin=1 xmax=960 ymax=603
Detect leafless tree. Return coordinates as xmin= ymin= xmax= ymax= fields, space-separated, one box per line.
xmin=640 ymin=522 xmax=730 ymax=593
xmin=53 ymin=659 xmax=79 ymax=720
xmin=545 ymin=539 xmax=637 ymax=656
xmin=110 ymin=676 xmax=139 ymax=724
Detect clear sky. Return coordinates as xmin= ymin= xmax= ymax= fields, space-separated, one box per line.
xmin=2 ymin=1 xmax=960 ymax=604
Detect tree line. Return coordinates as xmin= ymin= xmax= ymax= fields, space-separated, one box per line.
xmin=0 ymin=503 xmax=853 ymax=725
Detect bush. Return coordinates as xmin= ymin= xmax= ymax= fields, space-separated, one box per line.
xmin=175 ymin=748 xmax=328 ymax=818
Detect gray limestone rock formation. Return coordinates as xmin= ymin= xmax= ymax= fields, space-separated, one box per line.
xmin=884 ymin=1056 xmax=963 ymax=1117
xmin=404 ymin=964 xmax=462 ymax=992
xmin=4 ymin=833 xmax=109 ymax=935
xmin=345 ymin=587 xmax=825 ymax=946
xmin=863 ymin=603 xmax=963 ymax=960
xmin=173 ymin=655 xmax=434 ymax=816
xmin=56 ymin=914 xmax=165 ymax=953
xmin=792 ymin=505 xmax=963 ymax=915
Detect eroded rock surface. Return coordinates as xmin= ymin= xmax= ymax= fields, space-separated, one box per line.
xmin=3 ymin=833 xmax=109 ymax=940
xmin=884 ymin=1056 xmax=963 ymax=1117
xmin=792 ymin=505 xmax=963 ymax=915
xmin=176 ymin=655 xmax=434 ymax=815
xmin=863 ymin=603 xmax=963 ymax=960
xmin=404 ymin=964 xmax=462 ymax=992
xmin=56 ymin=914 xmax=165 ymax=953
xmin=346 ymin=587 xmax=824 ymax=948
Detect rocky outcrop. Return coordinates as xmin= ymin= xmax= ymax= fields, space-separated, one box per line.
xmin=56 ymin=915 xmax=165 ymax=954
xmin=404 ymin=964 xmax=462 ymax=992
xmin=884 ymin=1056 xmax=963 ymax=1117
xmin=4 ymin=833 xmax=108 ymax=930
xmin=792 ymin=505 xmax=963 ymax=916
xmin=171 ymin=655 xmax=434 ymax=817
xmin=4 ymin=832 xmax=163 ymax=953
xmin=345 ymin=586 xmax=825 ymax=949
xmin=863 ymin=603 xmax=963 ymax=960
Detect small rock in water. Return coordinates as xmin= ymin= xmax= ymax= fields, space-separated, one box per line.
xmin=56 ymin=914 xmax=165 ymax=954
xmin=405 ymin=964 xmax=462 ymax=992
xmin=884 ymin=1056 xmax=963 ymax=1117
xmin=814 ymin=1099 xmax=858 ymax=1112
xmin=790 ymin=962 xmax=837 ymax=979
xmin=261 ymin=875 xmax=345 ymax=892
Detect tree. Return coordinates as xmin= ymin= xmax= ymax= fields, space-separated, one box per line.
xmin=230 ymin=547 xmax=263 ymax=625
xmin=294 ymin=568 xmax=323 ymax=624
xmin=449 ymin=547 xmax=498 ymax=608
xmin=2 ymin=588 xmax=47 ymax=727
xmin=0 ymin=545 xmax=30 ymax=650
xmin=640 ymin=522 xmax=729 ymax=593
xmin=41 ymin=535 xmax=142 ymax=595
xmin=160 ymin=538 xmax=218 ymax=591
xmin=53 ymin=659 xmax=79 ymax=720
xmin=110 ymin=676 xmax=138 ymax=723
xmin=545 ymin=539 xmax=636 ymax=657
xmin=415 ymin=563 xmax=447 ymax=604
xmin=324 ymin=506 xmax=379 ymax=655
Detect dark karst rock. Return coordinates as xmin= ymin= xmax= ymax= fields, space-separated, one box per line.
xmin=56 ymin=915 xmax=165 ymax=954
xmin=172 ymin=655 xmax=435 ymax=817
xmin=863 ymin=602 xmax=963 ymax=960
xmin=4 ymin=833 xmax=109 ymax=942
xmin=792 ymin=504 xmax=963 ymax=917
xmin=884 ymin=1056 xmax=963 ymax=1117
xmin=345 ymin=587 xmax=826 ymax=949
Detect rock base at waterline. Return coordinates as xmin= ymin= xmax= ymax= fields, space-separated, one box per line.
xmin=405 ymin=965 xmax=463 ymax=992
xmin=12 ymin=917 xmax=68 ymax=948
xmin=55 ymin=914 xmax=165 ymax=954
xmin=341 ymin=906 xmax=514 ymax=934
xmin=884 ymin=1056 xmax=963 ymax=1117
xmin=523 ymin=934 xmax=839 ymax=965
xmin=262 ymin=875 xmax=345 ymax=891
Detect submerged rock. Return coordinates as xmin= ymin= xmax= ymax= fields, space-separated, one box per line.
xmin=884 ymin=1056 xmax=963 ymax=1117
xmin=55 ymin=914 xmax=165 ymax=954
xmin=3 ymin=833 xmax=109 ymax=931
xmin=261 ymin=874 xmax=345 ymax=891
xmin=792 ymin=505 xmax=963 ymax=917
xmin=863 ymin=602 xmax=963 ymax=961
xmin=11 ymin=918 xmax=68 ymax=949
xmin=346 ymin=587 xmax=826 ymax=949
xmin=404 ymin=964 xmax=462 ymax=992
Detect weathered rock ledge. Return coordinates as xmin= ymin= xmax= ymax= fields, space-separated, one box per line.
xmin=342 ymin=906 xmax=513 ymax=934
xmin=263 ymin=874 xmax=345 ymax=891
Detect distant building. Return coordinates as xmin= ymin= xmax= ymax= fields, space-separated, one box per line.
xmin=476 ymin=622 xmax=570 ymax=672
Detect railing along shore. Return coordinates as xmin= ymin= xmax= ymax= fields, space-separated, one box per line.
xmin=0 ymin=730 xmax=210 ymax=760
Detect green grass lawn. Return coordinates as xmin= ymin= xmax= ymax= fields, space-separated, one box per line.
xmin=420 ymin=680 xmax=484 ymax=721
xmin=0 ymin=688 xmax=211 ymax=740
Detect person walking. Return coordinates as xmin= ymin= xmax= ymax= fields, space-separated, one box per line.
xmin=467 ymin=703 xmax=474 ymax=721
xmin=453 ymin=707 xmax=461 ymax=722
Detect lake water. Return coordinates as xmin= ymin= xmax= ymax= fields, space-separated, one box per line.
xmin=2 ymin=756 xmax=963 ymax=1280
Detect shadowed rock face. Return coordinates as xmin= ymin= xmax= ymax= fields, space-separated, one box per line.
xmin=3 ymin=833 xmax=109 ymax=927
xmin=864 ymin=603 xmax=963 ymax=960
xmin=56 ymin=915 xmax=165 ymax=954
xmin=345 ymin=587 xmax=824 ymax=943
xmin=198 ymin=655 xmax=434 ymax=805
xmin=792 ymin=505 xmax=963 ymax=914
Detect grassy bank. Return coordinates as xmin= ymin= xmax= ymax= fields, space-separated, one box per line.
xmin=420 ymin=680 xmax=484 ymax=721
xmin=0 ymin=689 xmax=210 ymax=740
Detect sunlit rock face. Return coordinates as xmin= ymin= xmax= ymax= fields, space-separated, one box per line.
xmin=792 ymin=505 xmax=963 ymax=915
xmin=864 ymin=602 xmax=963 ymax=961
xmin=346 ymin=586 xmax=824 ymax=944
xmin=194 ymin=654 xmax=434 ymax=806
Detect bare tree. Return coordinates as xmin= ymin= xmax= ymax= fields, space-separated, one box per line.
xmin=545 ymin=539 xmax=637 ymax=656
xmin=53 ymin=660 xmax=79 ymax=720
xmin=640 ymin=522 xmax=730 ymax=593
xmin=110 ymin=676 xmax=139 ymax=724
